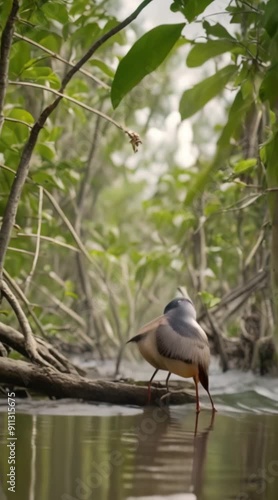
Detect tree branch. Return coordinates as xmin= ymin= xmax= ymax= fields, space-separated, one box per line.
xmin=0 ymin=281 xmax=49 ymax=366
xmin=3 ymin=116 xmax=32 ymax=128
xmin=75 ymin=111 xmax=103 ymax=232
xmin=0 ymin=323 xmax=83 ymax=374
xmin=0 ymin=0 xmax=19 ymax=133
xmin=24 ymin=185 xmax=43 ymax=296
xmin=8 ymin=80 xmax=128 ymax=133
xmin=3 ymin=268 xmax=47 ymax=338
xmin=13 ymin=32 xmax=110 ymax=89
xmin=37 ymin=282 xmax=95 ymax=347
xmin=43 ymin=189 xmax=94 ymax=263
xmin=59 ymin=0 xmax=154 ymax=92
xmin=205 ymin=308 xmax=229 ymax=371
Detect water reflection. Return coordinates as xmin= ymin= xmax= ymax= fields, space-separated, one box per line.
xmin=0 ymin=399 xmax=277 ymax=500
xmin=124 ymin=405 xmax=215 ymax=499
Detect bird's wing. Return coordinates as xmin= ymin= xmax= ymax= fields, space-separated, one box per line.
xmin=156 ymin=320 xmax=210 ymax=369
xmin=138 ymin=314 xmax=166 ymax=334
xmin=126 ymin=315 xmax=166 ymax=343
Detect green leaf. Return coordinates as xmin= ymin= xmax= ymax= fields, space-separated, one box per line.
xmin=4 ymin=108 xmax=34 ymax=142
xmin=111 ymin=23 xmax=185 ymax=109
xmin=39 ymin=34 xmax=62 ymax=53
xmin=198 ymin=291 xmax=220 ymax=308
xmin=9 ymin=42 xmax=31 ymax=77
xmin=35 ymin=142 xmax=56 ymax=161
xmin=184 ymin=88 xmax=253 ymax=206
xmin=233 ymin=158 xmax=257 ymax=174
xmin=217 ymin=88 xmax=253 ymax=149
xmin=203 ymin=21 xmax=234 ymax=40
xmin=32 ymin=171 xmax=57 ymax=187
xmin=171 ymin=0 xmax=214 ymax=22
xmin=71 ymin=23 xmax=101 ymax=49
xmin=7 ymin=108 xmax=34 ymax=125
xmin=21 ymin=66 xmax=61 ymax=89
xmin=187 ymin=40 xmax=236 ymax=67
xmin=32 ymin=171 xmax=64 ymax=190
xmin=180 ymin=65 xmax=236 ymax=119
xmin=264 ymin=0 xmax=278 ymax=39
xmin=0 ymin=0 xmax=13 ymax=30
xmin=64 ymin=280 xmax=78 ymax=299
xmin=90 ymin=59 xmax=114 ymax=78
xmin=265 ymin=132 xmax=278 ymax=218
xmin=204 ymin=200 xmax=221 ymax=216
xmin=42 ymin=1 xmax=69 ymax=25
xmin=259 ymin=63 xmax=278 ymax=108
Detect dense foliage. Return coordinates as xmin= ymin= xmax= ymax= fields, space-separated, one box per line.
xmin=0 ymin=0 xmax=277 ymax=369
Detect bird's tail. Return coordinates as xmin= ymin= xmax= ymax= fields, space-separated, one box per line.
xmin=198 ymin=363 xmax=209 ymax=391
xmin=126 ymin=333 xmax=144 ymax=344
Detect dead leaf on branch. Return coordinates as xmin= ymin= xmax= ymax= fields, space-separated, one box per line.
xmin=126 ymin=130 xmax=142 ymax=153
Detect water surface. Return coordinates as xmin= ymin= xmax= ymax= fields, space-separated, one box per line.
xmin=0 ymin=371 xmax=278 ymax=500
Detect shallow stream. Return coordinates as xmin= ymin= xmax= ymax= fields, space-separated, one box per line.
xmin=0 ymin=367 xmax=278 ymax=500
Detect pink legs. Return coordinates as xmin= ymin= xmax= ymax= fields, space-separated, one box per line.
xmin=193 ymin=376 xmax=200 ymax=413
xmin=147 ymin=368 xmax=159 ymax=403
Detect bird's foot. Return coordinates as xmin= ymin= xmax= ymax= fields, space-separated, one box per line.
xmin=159 ymin=391 xmax=171 ymax=403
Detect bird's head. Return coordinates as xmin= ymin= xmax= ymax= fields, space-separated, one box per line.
xmin=163 ymin=297 xmax=196 ymax=319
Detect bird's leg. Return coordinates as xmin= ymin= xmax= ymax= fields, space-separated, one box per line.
xmin=194 ymin=411 xmax=200 ymax=436
xmin=208 ymin=408 xmax=216 ymax=430
xmin=165 ymin=372 xmax=171 ymax=393
xmin=193 ymin=376 xmax=200 ymax=413
xmin=198 ymin=365 xmax=217 ymax=412
xmin=207 ymin=389 xmax=217 ymax=413
xmin=159 ymin=372 xmax=172 ymax=404
xmin=147 ymin=368 xmax=159 ymax=404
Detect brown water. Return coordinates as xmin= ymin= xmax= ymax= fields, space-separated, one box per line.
xmin=0 ymin=385 xmax=278 ymax=500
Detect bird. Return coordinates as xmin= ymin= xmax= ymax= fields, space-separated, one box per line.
xmin=127 ymin=297 xmax=216 ymax=413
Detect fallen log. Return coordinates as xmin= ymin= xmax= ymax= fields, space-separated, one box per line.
xmin=0 ymin=358 xmax=195 ymax=406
